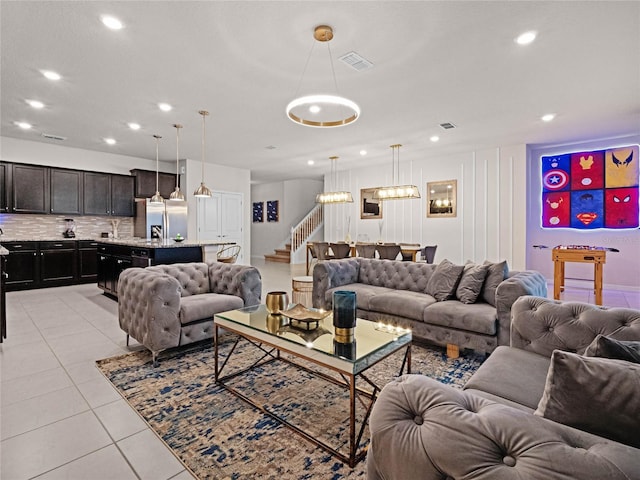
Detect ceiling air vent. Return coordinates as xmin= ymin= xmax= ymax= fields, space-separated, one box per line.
xmin=42 ymin=133 xmax=67 ymax=141
xmin=339 ymin=51 xmax=373 ymax=71
xmin=439 ymin=122 xmax=456 ymax=130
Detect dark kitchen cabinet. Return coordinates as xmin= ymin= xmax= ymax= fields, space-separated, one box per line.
xmin=0 ymin=162 xmax=11 ymax=213
xmin=130 ymin=169 xmax=176 ymax=199
xmin=78 ymin=240 xmax=98 ymax=282
xmin=3 ymin=242 xmax=39 ymax=290
xmin=39 ymin=241 xmax=77 ymax=287
xmin=97 ymin=244 xmax=133 ymax=296
xmin=12 ymin=164 xmax=49 ymax=213
xmin=50 ymin=168 xmax=83 ymax=215
xmin=84 ymin=172 xmax=134 ymax=216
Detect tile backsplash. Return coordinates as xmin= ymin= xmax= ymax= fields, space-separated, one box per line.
xmin=0 ymin=214 xmax=133 ymax=240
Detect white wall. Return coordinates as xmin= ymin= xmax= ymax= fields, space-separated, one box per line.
xmin=0 ymin=136 xmax=164 ymax=174
xmin=527 ymin=135 xmax=640 ymax=290
xmin=324 ymin=144 xmax=528 ymax=270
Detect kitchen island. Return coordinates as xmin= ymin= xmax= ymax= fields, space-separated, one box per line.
xmin=1 ymin=245 xmax=8 ymax=343
xmin=96 ymin=239 xmax=235 ymax=298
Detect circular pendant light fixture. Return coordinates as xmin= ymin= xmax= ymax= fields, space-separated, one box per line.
xmin=169 ymin=123 xmax=185 ymax=201
xmin=150 ymin=134 xmax=165 ymax=204
xmin=286 ymin=25 xmax=360 ymax=128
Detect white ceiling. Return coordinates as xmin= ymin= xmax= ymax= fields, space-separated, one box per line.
xmin=2 ymin=1 xmax=639 ymax=183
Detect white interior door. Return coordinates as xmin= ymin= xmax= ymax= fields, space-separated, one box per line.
xmin=197 ymin=192 xmax=244 ymax=263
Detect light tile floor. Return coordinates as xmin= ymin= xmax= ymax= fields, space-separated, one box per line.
xmin=1 ymin=258 xmax=638 ymax=479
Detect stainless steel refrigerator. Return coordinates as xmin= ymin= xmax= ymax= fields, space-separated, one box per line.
xmin=134 ymin=199 xmax=188 ymax=240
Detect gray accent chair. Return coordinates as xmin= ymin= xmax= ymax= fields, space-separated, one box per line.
xmin=368 ymin=296 xmax=640 ymax=480
xmin=118 ymin=262 xmax=261 ymax=365
xmin=313 ymin=258 xmax=547 ymax=354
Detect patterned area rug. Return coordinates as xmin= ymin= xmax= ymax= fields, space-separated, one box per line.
xmin=96 ymin=336 xmax=485 ymax=480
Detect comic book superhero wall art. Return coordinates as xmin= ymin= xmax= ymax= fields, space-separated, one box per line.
xmin=541 ymin=145 xmax=639 ymax=229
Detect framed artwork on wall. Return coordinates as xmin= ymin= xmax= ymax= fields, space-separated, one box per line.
xmin=360 ymin=188 xmax=383 ymax=219
xmin=267 ymin=200 xmax=279 ymax=222
xmin=426 ymin=180 xmax=457 ymax=218
xmin=252 ymin=202 xmax=264 ymax=222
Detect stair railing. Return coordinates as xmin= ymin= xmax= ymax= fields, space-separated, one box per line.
xmin=290 ymin=204 xmax=323 ymax=257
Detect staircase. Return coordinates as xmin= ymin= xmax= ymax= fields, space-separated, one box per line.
xmin=264 ymin=204 xmax=323 ymax=264
xmin=264 ymin=243 xmax=292 ymax=263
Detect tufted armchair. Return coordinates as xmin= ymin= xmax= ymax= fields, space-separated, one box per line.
xmin=368 ymin=295 xmax=640 ymax=480
xmin=118 ymin=262 xmax=261 ymax=365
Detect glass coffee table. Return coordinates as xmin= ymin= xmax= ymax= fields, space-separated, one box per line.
xmin=214 ymin=304 xmax=412 ymax=467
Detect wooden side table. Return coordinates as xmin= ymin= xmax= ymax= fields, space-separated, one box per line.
xmin=552 ymin=247 xmax=606 ymax=305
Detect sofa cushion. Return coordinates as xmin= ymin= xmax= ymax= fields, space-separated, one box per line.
xmin=179 ymin=293 xmax=244 ymax=325
xmin=424 ymin=301 xmax=497 ymax=335
xmin=326 ymin=284 xmax=395 ymax=311
xmin=535 ymin=350 xmax=640 ymax=448
xmin=456 ymin=262 xmax=488 ymax=304
xmin=480 ymin=260 xmax=508 ymax=307
xmin=425 ymin=259 xmax=464 ymax=301
xmin=464 ymin=345 xmax=551 ymax=409
xmin=147 ymin=262 xmax=210 ymax=296
xmin=584 ymin=334 xmax=640 ymax=363
xmin=369 ymin=290 xmax=437 ymax=322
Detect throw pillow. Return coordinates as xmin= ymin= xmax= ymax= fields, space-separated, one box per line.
xmin=535 ymin=350 xmax=640 ymax=448
xmin=426 ymin=259 xmax=464 ymax=302
xmin=480 ymin=260 xmax=508 ymax=307
xmin=584 ymin=334 xmax=640 ymax=364
xmin=456 ymin=262 xmax=488 ymax=304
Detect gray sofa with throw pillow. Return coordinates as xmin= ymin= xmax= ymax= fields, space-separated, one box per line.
xmin=367 ymin=295 xmax=640 ymax=480
xmin=312 ymin=258 xmax=547 ymax=355
xmin=118 ymin=262 xmax=261 ymax=365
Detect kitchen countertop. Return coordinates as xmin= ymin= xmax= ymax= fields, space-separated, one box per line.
xmin=97 ymin=238 xmax=235 ymax=248
xmin=0 ymin=246 xmax=8 ymax=256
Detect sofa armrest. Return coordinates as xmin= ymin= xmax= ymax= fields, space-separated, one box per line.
xmin=208 ymin=262 xmax=262 ymax=307
xmin=510 ymin=295 xmax=640 ymax=357
xmin=118 ymin=267 xmax=182 ymax=353
xmin=368 ymin=374 xmax=640 ymax=480
xmin=494 ymin=270 xmax=548 ymax=346
xmin=312 ymin=258 xmax=360 ymax=309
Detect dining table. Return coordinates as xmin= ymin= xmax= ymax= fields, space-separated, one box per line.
xmin=306 ymin=242 xmax=422 ymax=274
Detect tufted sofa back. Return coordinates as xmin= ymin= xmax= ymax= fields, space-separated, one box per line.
xmin=358 ymin=258 xmax=436 ymax=293
xmin=147 ymin=262 xmax=210 ymax=296
xmin=510 ymin=295 xmax=640 ymax=357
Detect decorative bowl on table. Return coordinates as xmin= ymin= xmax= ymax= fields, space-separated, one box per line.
xmin=277 ymin=304 xmax=331 ymax=330
xmin=173 ymin=237 xmax=185 ymax=243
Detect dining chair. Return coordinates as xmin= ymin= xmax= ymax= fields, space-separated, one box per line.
xmin=376 ymin=244 xmax=401 ymax=260
xmin=329 ymin=242 xmax=351 ymax=259
xmin=400 ymin=243 xmax=421 ymax=261
xmin=356 ymin=243 xmax=376 ymax=258
xmin=312 ymin=242 xmax=332 ymax=260
xmin=422 ymin=245 xmax=438 ymax=264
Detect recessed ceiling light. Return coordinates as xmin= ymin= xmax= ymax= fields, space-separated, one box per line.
xmin=541 ymin=113 xmax=556 ymax=122
xmin=41 ymin=70 xmax=61 ymax=81
xmin=516 ymin=31 xmax=537 ymax=45
xmin=104 ymin=138 xmax=116 ymax=145
xmin=101 ymin=15 xmax=124 ymax=30
xmin=430 ymin=135 xmax=440 ymax=142
xmin=128 ymin=122 xmax=141 ymax=130
xmin=359 ymin=150 xmax=367 ymax=156
xmin=26 ymin=99 xmax=45 ymax=109
xmin=158 ymin=103 xmax=172 ymax=112
xmin=309 ymin=105 xmax=321 ymax=114
xmin=307 ymin=160 xmax=315 ymax=165
xmin=15 ymin=121 xmax=32 ymax=129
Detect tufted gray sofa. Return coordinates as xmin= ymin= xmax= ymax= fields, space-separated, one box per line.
xmin=118 ymin=262 xmax=261 ymax=365
xmin=312 ymin=258 xmax=547 ymax=355
xmin=368 ymin=295 xmax=640 ymax=480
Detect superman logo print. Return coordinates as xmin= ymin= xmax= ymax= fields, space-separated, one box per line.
xmin=542 ymin=145 xmax=639 ymax=229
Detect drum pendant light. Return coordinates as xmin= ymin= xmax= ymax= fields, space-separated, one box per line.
xmin=169 ymin=123 xmax=185 ymax=201
xmin=194 ymin=110 xmax=212 ymax=198
xmin=150 ymin=134 xmax=164 ymax=204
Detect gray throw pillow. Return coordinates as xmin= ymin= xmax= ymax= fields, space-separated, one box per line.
xmin=535 ymin=350 xmax=640 ymax=448
xmin=480 ymin=260 xmax=508 ymax=307
xmin=426 ymin=259 xmax=464 ymax=302
xmin=584 ymin=334 xmax=640 ymax=364
xmin=455 ymin=262 xmax=488 ymax=304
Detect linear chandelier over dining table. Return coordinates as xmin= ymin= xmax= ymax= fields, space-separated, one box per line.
xmin=374 ymin=144 xmax=421 ymax=200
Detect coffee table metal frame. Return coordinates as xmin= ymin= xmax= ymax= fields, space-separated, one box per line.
xmin=214 ymin=307 xmax=411 ymax=467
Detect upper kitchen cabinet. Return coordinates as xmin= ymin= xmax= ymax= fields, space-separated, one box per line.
xmin=0 ymin=162 xmax=11 ymax=213
xmin=50 ymin=168 xmax=83 ymax=215
xmin=12 ymin=164 xmax=49 ymax=213
xmin=83 ymin=172 xmax=134 ymax=217
xmin=130 ymin=168 xmax=176 ymax=199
